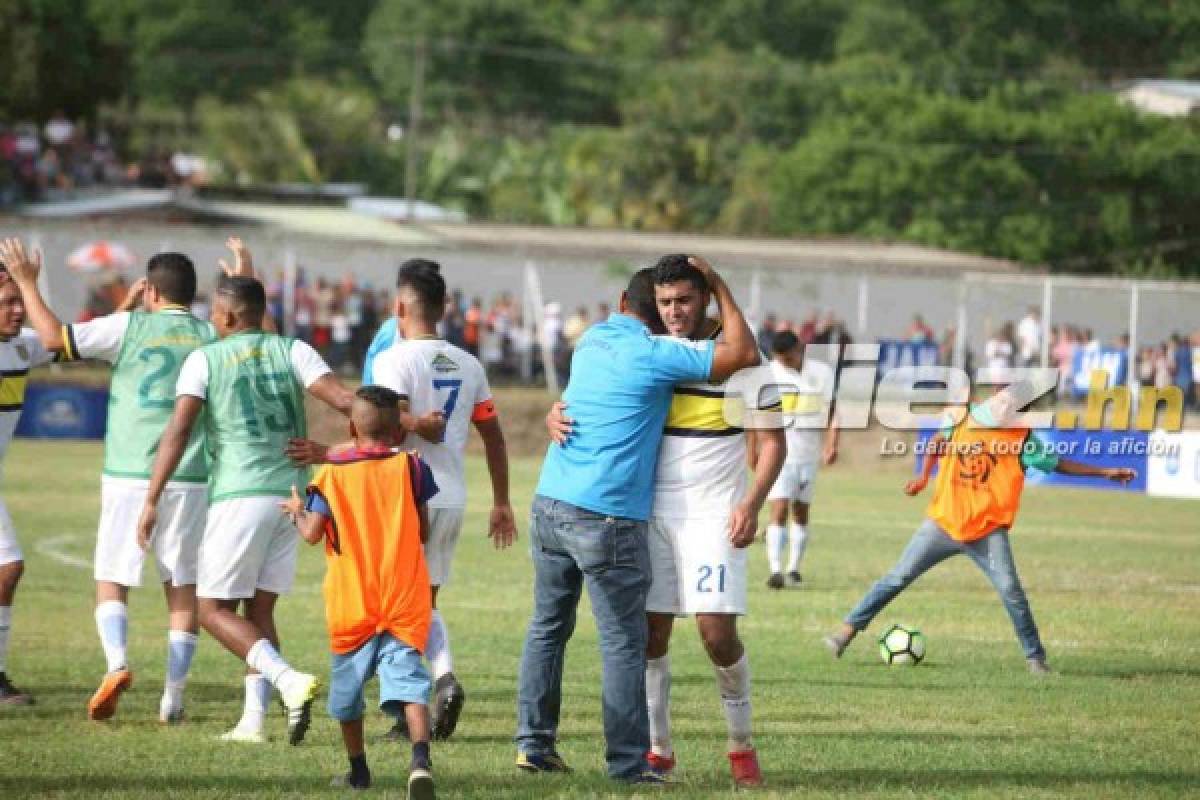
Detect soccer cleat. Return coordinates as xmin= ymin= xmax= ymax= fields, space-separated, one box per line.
xmin=383 ymin=717 xmax=410 ymax=743
xmin=786 ymin=571 xmax=803 ymax=586
xmin=1027 ymin=657 xmax=1053 ymax=676
xmin=0 ymin=673 xmax=34 ymax=706
xmin=407 ymin=767 xmax=435 ymax=800
xmin=823 ymin=632 xmax=850 ymax=659
xmin=158 ymin=705 xmax=186 ymax=726
xmin=219 ymin=725 xmax=267 ymax=744
xmin=281 ymin=673 xmax=320 ymax=745
xmin=516 ymin=751 xmax=572 ymax=773
xmin=765 ymin=573 xmax=785 ymax=590
xmin=431 ymin=673 xmax=465 ymax=741
xmin=728 ymin=748 xmax=764 ymax=788
xmin=87 ymin=668 xmax=133 ymax=721
xmin=646 ymin=751 xmax=676 ymax=777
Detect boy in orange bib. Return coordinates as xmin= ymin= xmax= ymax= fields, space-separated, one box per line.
xmin=282 ymin=386 xmax=439 ymax=797
xmin=825 ymin=384 xmax=1134 ymax=674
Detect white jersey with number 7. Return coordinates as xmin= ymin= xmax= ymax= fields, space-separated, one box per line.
xmin=370 ymin=337 xmax=495 ymax=509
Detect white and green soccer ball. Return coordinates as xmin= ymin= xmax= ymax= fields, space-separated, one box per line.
xmin=878 ymin=624 xmax=927 ymax=665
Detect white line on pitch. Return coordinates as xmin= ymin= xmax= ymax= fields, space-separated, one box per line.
xmin=36 ymin=534 xmax=91 ymax=569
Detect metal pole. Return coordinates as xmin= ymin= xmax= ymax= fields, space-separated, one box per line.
xmin=954 ymin=279 xmax=967 ymax=370
xmin=857 ymin=275 xmax=869 ymax=339
xmin=283 ymin=248 xmax=297 ymax=337
xmin=1127 ymin=282 xmax=1139 ymax=390
xmin=404 ymin=38 xmax=426 ymax=223
xmin=1041 ymin=276 xmax=1053 ymax=368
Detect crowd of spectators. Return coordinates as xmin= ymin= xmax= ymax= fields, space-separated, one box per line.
xmin=1 ymin=114 xmax=206 ymax=207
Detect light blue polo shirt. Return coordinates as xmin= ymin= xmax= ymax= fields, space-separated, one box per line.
xmin=362 ymin=317 xmax=399 ymax=385
xmin=536 ymin=313 xmax=716 ymax=520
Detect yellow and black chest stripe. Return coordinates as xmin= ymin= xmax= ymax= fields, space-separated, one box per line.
xmin=665 ymin=386 xmax=742 ymax=438
xmin=0 ymin=368 xmax=30 ymax=412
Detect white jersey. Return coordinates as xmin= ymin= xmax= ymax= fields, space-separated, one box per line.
xmin=653 ymin=329 xmax=780 ymax=517
xmin=769 ymin=358 xmax=834 ymax=465
xmin=0 ymin=329 xmax=55 ymax=481
xmin=372 ymin=337 xmax=494 ymax=509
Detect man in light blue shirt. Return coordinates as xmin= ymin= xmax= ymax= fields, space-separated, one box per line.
xmin=361 ymin=316 xmax=398 ymax=385
xmin=515 ymin=256 xmax=760 ymax=783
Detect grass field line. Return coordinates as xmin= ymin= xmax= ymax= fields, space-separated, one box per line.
xmin=35 ymin=533 xmax=92 ymax=569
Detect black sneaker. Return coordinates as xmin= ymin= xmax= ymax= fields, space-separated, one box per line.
xmin=0 ymin=673 xmax=33 ymax=706
xmin=516 ymin=751 xmax=572 ymax=773
xmin=786 ymin=570 xmax=803 ymax=586
xmin=407 ymin=767 xmax=435 ymax=800
xmin=431 ymin=673 xmax=465 ymax=741
xmin=766 ymin=573 xmax=785 ymax=590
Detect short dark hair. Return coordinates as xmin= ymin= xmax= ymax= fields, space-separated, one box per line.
xmin=772 ymin=330 xmax=800 ymax=354
xmin=352 ymin=385 xmax=402 ymax=438
xmin=625 ymin=268 xmax=665 ymax=334
xmin=216 ymin=275 xmax=266 ymax=319
xmin=653 ymin=254 xmax=707 ymax=293
xmin=146 ymin=252 xmax=197 ymax=306
xmin=396 ymin=258 xmax=445 ymax=319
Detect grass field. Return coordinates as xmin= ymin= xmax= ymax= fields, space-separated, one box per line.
xmin=1 ymin=441 xmax=1197 ymax=799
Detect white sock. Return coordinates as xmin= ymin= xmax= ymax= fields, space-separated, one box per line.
xmin=786 ymin=524 xmax=809 ymax=573
xmin=95 ymin=601 xmax=128 ymax=673
xmin=237 ymin=674 xmax=271 ymax=732
xmin=0 ymin=606 xmax=11 ymax=673
xmin=162 ymin=630 xmax=198 ymax=709
xmin=427 ymin=610 xmax=454 ymax=681
xmin=715 ymin=653 xmax=753 ymax=752
xmin=646 ymin=655 xmax=673 ymax=757
xmin=245 ymin=638 xmax=304 ymax=697
xmin=766 ymin=525 xmax=786 ymax=575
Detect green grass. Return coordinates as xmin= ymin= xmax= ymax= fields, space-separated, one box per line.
xmin=2 ymin=441 xmax=1198 ymax=799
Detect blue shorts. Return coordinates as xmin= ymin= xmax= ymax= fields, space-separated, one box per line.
xmin=328 ymin=633 xmax=431 ymax=722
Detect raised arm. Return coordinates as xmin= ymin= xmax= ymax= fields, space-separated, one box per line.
xmin=474 ymin=416 xmax=516 ymax=548
xmin=0 ymin=237 xmax=66 ymax=351
xmin=688 ymin=256 xmax=759 ymax=382
xmin=137 ymin=396 xmax=205 ymax=549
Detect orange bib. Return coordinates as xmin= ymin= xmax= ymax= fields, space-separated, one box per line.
xmin=926 ymin=423 xmax=1029 ymax=543
xmin=310 ymin=453 xmax=432 ymax=655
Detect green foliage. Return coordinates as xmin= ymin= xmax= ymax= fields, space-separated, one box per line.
xmin=9 ymin=0 xmax=1200 ymax=275
xmin=195 ymin=79 xmax=383 ymax=184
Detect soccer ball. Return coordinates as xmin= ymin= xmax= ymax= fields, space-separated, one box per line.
xmin=878 ymin=624 xmax=926 ymax=665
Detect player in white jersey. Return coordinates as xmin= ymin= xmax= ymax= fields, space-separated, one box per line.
xmin=294 ymin=258 xmax=515 ymax=742
xmin=548 ymin=255 xmax=785 ymax=787
xmin=0 ymin=260 xmax=56 ymax=705
xmin=761 ymin=330 xmax=839 ymax=589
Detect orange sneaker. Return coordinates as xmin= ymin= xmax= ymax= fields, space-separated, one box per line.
xmin=87 ymin=668 xmax=133 ymax=721
xmin=728 ymin=748 xmax=764 ymax=788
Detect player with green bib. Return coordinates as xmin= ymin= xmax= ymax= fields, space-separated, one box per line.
xmin=3 ymin=240 xmax=221 ymax=725
xmin=139 ymin=273 xmax=355 ymax=745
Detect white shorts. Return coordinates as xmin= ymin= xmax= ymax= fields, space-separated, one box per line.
xmin=0 ymin=497 xmax=21 ymax=567
xmin=94 ymin=478 xmax=207 ymax=587
xmin=646 ymin=515 xmax=748 ymax=616
xmin=768 ymin=461 xmax=818 ymax=504
xmin=197 ymin=496 xmax=299 ymax=600
xmin=425 ymin=507 xmax=464 ymax=587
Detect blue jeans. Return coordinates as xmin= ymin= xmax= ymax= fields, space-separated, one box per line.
xmin=516 ymin=495 xmax=652 ymax=780
xmin=845 ymin=518 xmax=1046 ymax=660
